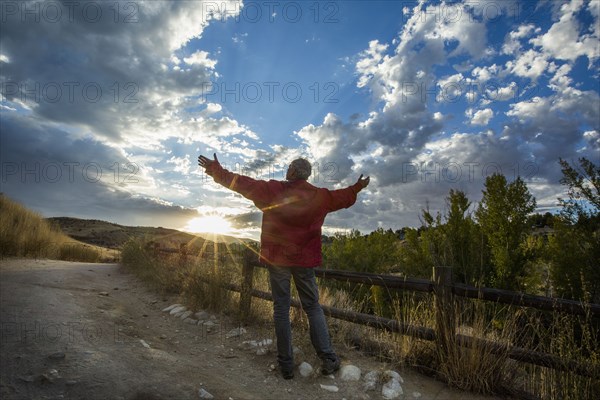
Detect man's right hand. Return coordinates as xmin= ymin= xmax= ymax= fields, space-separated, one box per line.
xmin=198 ymin=153 xmax=221 ymax=175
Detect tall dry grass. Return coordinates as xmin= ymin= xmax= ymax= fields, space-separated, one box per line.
xmin=0 ymin=194 xmax=101 ymax=262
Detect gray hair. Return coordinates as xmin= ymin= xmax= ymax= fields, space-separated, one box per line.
xmin=290 ymin=158 xmax=312 ymax=180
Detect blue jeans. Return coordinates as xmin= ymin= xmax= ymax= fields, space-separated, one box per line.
xmin=268 ymin=265 xmax=337 ymax=371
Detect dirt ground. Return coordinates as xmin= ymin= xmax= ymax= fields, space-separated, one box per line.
xmin=0 ymin=259 xmax=511 ymax=400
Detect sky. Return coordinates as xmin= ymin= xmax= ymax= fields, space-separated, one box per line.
xmin=1 ymin=0 xmax=599 ymax=240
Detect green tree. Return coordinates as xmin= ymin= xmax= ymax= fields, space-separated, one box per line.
xmin=475 ymin=174 xmax=536 ymax=290
xmin=443 ymin=189 xmax=489 ymax=285
xmin=558 ymin=157 xmax=600 ymax=224
xmin=550 ymin=158 xmax=600 ymax=302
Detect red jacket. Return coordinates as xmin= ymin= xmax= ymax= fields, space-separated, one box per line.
xmin=206 ymin=163 xmax=362 ymax=267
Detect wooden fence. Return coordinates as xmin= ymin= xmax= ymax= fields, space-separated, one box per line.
xmin=161 ymin=246 xmax=599 ymax=378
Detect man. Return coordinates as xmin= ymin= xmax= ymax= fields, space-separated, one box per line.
xmin=198 ymin=153 xmax=370 ymax=379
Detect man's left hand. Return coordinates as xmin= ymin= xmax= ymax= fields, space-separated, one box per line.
xmin=356 ymin=174 xmax=370 ymax=190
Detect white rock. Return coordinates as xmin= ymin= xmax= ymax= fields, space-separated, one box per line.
xmin=412 ymin=392 xmax=422 ymax=399
xmin=179 ymin=311 xmax=193 ymax=320
xmin=195 ymin=311 xmax=209 ymax=320
xmin=139 ymin=339 xmax=150 ymax=349
xmin=170 ymin=306 xmax=186 ymax=315
xmin=225 ymin=327 xmax=246 ymax=338
xmin=320 ymin=384 xmax=339 ymax=393
xmin=340 ymin=365 xmax=361 ymax=381
xmin=163 ymin=304 xmax=182 ymax=312
xmin=383 ymin=370 xmax=403 ymax=384
xmin=184 ymin=318 xmax=198 ymax=324
xmin=363 ymin=370 xmax=380 ymax=391
xmin=198 ymin=388 xmax=214 ymax=399
xmin=257 ymin=338 xmax=272 ymax=347
xmin=382 ymin=379 xmax=403 ymax=399
xmin=203 ymin=321 xmax=216 ymax=328
xmin=298 ymin=362 xmax=313 ymax=377
xmin=256 ymin=347 xmax=268 ymax=356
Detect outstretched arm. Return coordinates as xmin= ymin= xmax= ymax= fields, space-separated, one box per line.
xmin=326 ymin=173 xmax=371 ymax=212
xmin=198 ymin=153 xmax=277 ymax=207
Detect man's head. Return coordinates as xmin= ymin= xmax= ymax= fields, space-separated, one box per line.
xmin=286 ymin=158 xmax=312 ymax=181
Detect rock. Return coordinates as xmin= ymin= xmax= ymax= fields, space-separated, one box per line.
xmin=202 ymin=321 xmax=216 ymax=328
xmin=198 ymin=388 xmax=214 ymax=399
xmin=298 ymin=362 xmax=313 ymax=377
xmin=195 ymin=311 xmax=210 ymax=320
xmin=256 ymin=347 xmax=268 ymax=356
xmin=170 ymin=306 xmax=187 ymax=315
xmin=210 ymin=315 xmax=217 ymax=321
xmin=268 ymin=364 xmax=276 ymax=372
xmin=174 ymin=311 xmax=187 ymax=317
xmin=363 ymin=370 xmax=380 ymax=391
xmin=382 ymin=378 xmax=403 ymax=399
xmin=48 ymin=352 xmax=66 ymax=360
xmin=18 ymin=375 xmax=35 ymax=383
xmin=160 ymin=334 xmax=167 ymax=339
xmin=320 ymin=384 xmax=339 ymax=393
xmin=163 ymin=304 xmax=182 ymax=312
xmin=184 ymin=318 xmax=198 ymax=324
xmin=40 ymin=369 xmax=60 ymax=384
xmin=179 ymin=311 xmax=193 ymax=320
xmin=340 ymin=365 xmax=361 ymax=381
xmin=412 ymin=392 xmax=422 ymax=399
xmin=98 ymin=291 xmax=109 ymax=296
xmin=225 ymin=327 xmax=246 ymax=338
xmin=383 ymin=370 xmax=403 ymax=383
xmin=66 ymin=380 xmax=77 ymax=386
xmin=139 ymin=339 xmax=151 ymax=349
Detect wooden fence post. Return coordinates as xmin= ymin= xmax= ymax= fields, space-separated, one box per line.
xmin=433 ymin=266 xmax=456 ymax=364
xmin=239 ymin=248 xmax=255 ymax=322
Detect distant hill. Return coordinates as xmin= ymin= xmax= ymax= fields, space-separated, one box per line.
xmin=47 ymin=217 xmax=253 ymax=250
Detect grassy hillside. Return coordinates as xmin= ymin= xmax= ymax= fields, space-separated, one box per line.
xmin=0 ymin=195 xmax=104 ymax=262
xmin=48 ymin=217 xmax=254 ymax=251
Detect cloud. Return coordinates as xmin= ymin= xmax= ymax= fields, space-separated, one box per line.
xmin=0 ymin=113 xmax=197 ymax=227
xmin=468 ymin=108 xmax=494 ymax=125
xmin=530 ymin=1 xmax=599 ymax=63
xmin=0 ymin=0 xmax=245 ymax=148
xmin=296 ymin=1 xmax=487 ymax=188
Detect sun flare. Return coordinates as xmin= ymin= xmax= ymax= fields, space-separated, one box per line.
xmin=185 ymin=215 xmax=232 ymax=235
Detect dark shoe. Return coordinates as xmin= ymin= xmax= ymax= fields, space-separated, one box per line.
xmin=321 ymin=356 xmax=340 ymax=375
xmin=281 ymin=369 xmax=294 ymax=380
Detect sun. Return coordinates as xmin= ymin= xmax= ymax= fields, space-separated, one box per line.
xmin=185 ymin=215 xmax=232 ymax=235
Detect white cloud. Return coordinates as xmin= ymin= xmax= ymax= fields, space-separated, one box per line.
xmin=436 ymin=73 xmax=464 ymax=103
xmin=530 ymin=0 xmax=599 ymax=63
xmin=502 ymin=24 xmax=539 ymax=54
xmin=468 ymin=108 xmax=494 ymax=125
xmin=183 ymin=51 xmax=217 ymax=68
xmin=486 ymin=81 xmax=518 ymax=102
xmin=507 ymin=49 xmax=549 ymax=80
xmin=167 ymin=155 xmax=192 ymax=174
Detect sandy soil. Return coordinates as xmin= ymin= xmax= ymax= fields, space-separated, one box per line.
xmin=0 ymin=259 xmax=511 ymax=400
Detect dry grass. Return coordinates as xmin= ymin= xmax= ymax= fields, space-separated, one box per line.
xmin=0 ymin=195 xmax=103 ymax=262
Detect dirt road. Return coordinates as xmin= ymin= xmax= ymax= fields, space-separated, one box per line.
xmin=0 ymin=259 xmax=508 ymax=400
